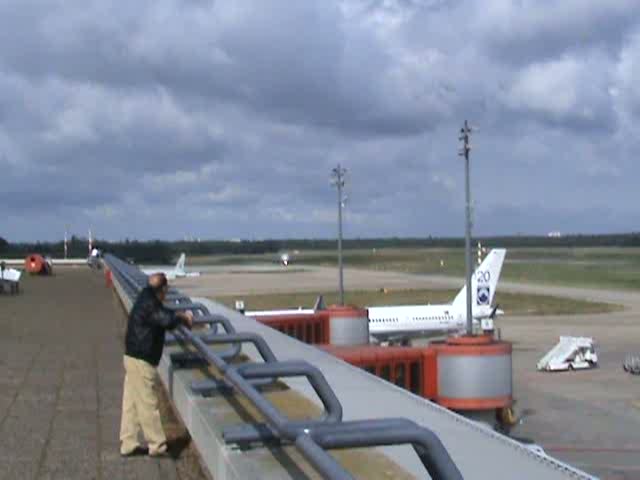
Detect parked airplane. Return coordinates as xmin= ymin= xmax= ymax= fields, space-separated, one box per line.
xmin=142 ymin=253 xmax=201 ymax=280
xmin=368 ymin=249 xmax=506 ymax=344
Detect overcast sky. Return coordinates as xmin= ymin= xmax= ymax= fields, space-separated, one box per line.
xmin=2 ymin=0 xmax=639 ymax=242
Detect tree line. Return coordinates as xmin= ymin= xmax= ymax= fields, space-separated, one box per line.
xmin=2 ymin=232 xmax=640 ymax=264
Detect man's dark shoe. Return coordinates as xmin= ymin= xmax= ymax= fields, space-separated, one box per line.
xmin=166 ymin=436 xmax=190 ymax=458
xmin=121 ymin=446 xmax=149 ymax=457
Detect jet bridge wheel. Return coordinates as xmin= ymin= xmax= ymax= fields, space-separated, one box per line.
xmin=496 ymin=406 xmax=517 ymax=429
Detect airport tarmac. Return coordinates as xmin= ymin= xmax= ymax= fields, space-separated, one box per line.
xmin=175 ymin=264 xmax=459 ymax=298
xmin=177 ymin=264 xmax=640 ymax=480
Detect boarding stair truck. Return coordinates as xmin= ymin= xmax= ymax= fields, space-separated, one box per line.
xmin=537 ymin=336 xmax=598 ymax=372
xmin=0 ymin=264 xmax=21 ymax=294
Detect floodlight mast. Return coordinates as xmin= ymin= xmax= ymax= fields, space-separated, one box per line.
xmin=459 ymin=120 xmax=474 ymax=336
xmin=330 ymin=164 xmax=347 ymax=306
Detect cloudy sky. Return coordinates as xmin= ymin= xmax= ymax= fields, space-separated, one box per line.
xmin=2 ymin=0 xmax=639 ymax=241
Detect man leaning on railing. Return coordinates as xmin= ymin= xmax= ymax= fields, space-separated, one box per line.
xmin=119 ymin=272 xmax=193 ymax=457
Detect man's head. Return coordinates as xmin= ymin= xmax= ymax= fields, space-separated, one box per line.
xmin=148 ymin=273 xmax=168 ymax=301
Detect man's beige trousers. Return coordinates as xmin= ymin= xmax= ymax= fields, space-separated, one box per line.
xmin=119 ymin=355 xmax=168 ymax=455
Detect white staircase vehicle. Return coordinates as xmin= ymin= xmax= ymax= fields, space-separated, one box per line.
xmin=0 ymin=267 xmax=22 ymax=294
xmin=1 ymin=268 xmax=21 ymax=283
xmin=537 ymin=336 xmax=598 ymax=372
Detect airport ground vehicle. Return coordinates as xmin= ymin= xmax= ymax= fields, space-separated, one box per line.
xmin=537 ymin=336 xmax=598 ymax=371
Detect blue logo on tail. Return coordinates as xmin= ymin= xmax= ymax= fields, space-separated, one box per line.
xmin=477 ymin=286 xmax=490 ymax=305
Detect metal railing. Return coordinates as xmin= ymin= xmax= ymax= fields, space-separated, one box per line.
xmin=104 ymin=254 xmax=463 ymax=480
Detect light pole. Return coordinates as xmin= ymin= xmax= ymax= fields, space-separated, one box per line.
xmin=458 ymin=121 xmax=474 ymax=336
xmin=331 ymin=164 xmax=347 ymax=305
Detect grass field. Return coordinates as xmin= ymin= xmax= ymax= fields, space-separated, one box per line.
xmin=191 ymin=247 xmax=640 ymax=290
xmin=215 ymin=288 xmax=622 ymax=316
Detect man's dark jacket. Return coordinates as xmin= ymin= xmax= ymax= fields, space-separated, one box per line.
xmin=125 ymin=286 xmax=180 ymax=366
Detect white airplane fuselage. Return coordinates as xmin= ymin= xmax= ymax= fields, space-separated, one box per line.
xmin=368 ymin=304 xmax=466 ymax=341
xmin=368 ymin=249 xmax=506 ymax=343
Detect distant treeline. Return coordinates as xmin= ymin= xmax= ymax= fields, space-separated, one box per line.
xmin=264 ymin=233 xmax=640 ymax=250
xmin=0 ymin=237 xmax=283 ymax=264
xmin=1 ymin=233 xmax=639 ymax=264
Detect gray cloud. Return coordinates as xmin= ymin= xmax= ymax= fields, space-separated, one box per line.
xmin=1 ymin=0 xmax=639 ymax=241
xmin=475 ymin=0 xmax=640 ymax=65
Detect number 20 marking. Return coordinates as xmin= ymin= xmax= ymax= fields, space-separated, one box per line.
xmin=477 ymin=271 xmax=491 ymax=283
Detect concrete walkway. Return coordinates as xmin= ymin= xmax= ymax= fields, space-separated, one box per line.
xmin=0 ymin=268 xmax=208 ymax=480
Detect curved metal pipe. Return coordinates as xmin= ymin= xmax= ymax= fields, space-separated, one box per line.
xmin=312 ymin=424 xmax=463 ymax=480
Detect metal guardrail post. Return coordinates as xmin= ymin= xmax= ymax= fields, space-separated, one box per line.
xmin=312 ymin=420 xmax=462 ymax=480
xmin=235 ymin=361 xmax=343 ymax=425
xmin=295 ymin=433 xmax=354 ymax=480
xmin=191 ymin=333 xmax=277 ymax=363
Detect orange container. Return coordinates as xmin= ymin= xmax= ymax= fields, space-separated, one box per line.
xmin=24 ymin=254 xmax=52 ymax=275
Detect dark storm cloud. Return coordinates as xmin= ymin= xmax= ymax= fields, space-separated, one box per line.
xmin=1 ymin=0 xmax=639 ymax=241
xmin=0 ymin=1 xmax=453 ymax=136
xmin=475 ymin=0 xmax=640 ymax=65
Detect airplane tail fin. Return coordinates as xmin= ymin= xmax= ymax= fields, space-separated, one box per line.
xmin=175 ymin=253 xmax=186 ymax=274
xmin=452 ymin=249 xmax=506 ymax=316
xmin=313 ymin=295 xmax=326 ymax=311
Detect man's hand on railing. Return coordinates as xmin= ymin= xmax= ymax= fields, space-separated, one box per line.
xmin=178 ymin=310 xmax=194 ymax=329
